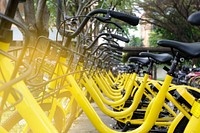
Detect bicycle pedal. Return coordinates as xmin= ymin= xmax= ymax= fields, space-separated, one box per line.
xmin=121 ymin=121 xmax=131 ymax=132
xmin=112 ymin=123 xmax=121 ymax=130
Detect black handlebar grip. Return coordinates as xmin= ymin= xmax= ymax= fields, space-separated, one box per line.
xmin=111 ymin=34 xmax=129 ymax=43
xmin=19 ymin=0 xmax=26 ymax=2
xmin=95 ymin=10 xmax=139 ymax=26
xmin=109 ymin=10 xmax=139 ymax=26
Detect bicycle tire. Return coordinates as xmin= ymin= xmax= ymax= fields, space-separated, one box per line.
xmin=173 ymin=116 xmax=188 ymax=133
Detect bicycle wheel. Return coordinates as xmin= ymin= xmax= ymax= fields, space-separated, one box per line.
xmin=1 ymin=102 xmax=65 ymax=132
xmin=2 ymin=90 xmax=79 ymax=133
xmin=190 ymin=76 xmax=200 ymax=89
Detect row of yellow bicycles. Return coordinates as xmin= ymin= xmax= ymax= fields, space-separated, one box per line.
xmin=1 ymin=0 xmax=200 ymax=133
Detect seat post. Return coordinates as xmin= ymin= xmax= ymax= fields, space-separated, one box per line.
xmin=168 ymin=52 xmax=179 ymax=76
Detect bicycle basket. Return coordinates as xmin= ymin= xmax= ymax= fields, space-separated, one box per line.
xmin=17 ymin=36 xmax=90 ymax=102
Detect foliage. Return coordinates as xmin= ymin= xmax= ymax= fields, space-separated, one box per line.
xmin=63 ymin=0 xmax=100 ymax=16
xmin=148 ymin=31 xmax=162 ymax=47
xmin=46 ymin=0 xmax=57 ymax=27
xmin=136 ymin=0 xmax=200 ymax=42
xmin=122 ymin=52 xmax=128 ymax=63
xmin=98 ymin=0 xmax=138 ymax=15
xmin=128 ymin=35 xmax=143 ymax=47
xmin=148 ymin=27 xmax=175 ymax=47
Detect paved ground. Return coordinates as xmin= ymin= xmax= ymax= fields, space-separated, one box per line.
xmin=68 ymin=103 xmax=116 ymax=133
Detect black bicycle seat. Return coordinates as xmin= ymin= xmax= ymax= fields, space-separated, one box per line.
xmin=188 ymin=11 xmax=200 ymax=26
xmin=128 ymin=57 xmax=150 ymax=66
xmin=157 ymin=40 xmax=200 ymax=58
xmin=139 ymin=52 xmax=173 ymax=64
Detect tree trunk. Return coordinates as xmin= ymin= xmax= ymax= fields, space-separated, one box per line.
xmin=23 ymin=0 xmax=37 ymax=42
xmin=0 ymin=0 xmax=6 ymax=13
xmin=36 ymin=0 xmax=49 ymax=37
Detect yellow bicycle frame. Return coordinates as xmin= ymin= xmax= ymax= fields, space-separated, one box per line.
xmin=0 ymin=42 xmax=58 ymax=132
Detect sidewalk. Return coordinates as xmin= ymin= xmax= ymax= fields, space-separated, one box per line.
xmin=68 ymin=103 xmax=115 ymax=133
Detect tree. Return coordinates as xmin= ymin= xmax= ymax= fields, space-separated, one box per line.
xmin=2 ymin=0 xmax=140 ymax=46
xmin=148 ymin=30 xmax=162 ymax=47
xmin=0 ymin=0 xmax=6 ymax=13
xmin=136 ymin=0 xmax=200 ymax=42
xmin=10 ymin=0 xmax=101 ymax=42
xmin=128 ymin=35 xmax=143 ymax=47
xmin=10 ymin=0 xmax=50 ymax=42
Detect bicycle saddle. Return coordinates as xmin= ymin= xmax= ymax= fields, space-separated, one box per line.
xmin=139 ymin=52 xmax=173 ymax=64
xmin=128 ymin=57 xmax=150 ymax=66
xmin=188 ymin=11 xmax=200 ymax=26
xmin=157 ymin=40 xmax=200 ymax=58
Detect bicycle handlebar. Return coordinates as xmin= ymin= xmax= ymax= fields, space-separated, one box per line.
xmin=109 ymin=43 xmax=124 ymax=50
xmin=104 ymin=10 xmax=139 ymax=26
xmin=113 ymin=53 xmax=122 ymax=58
xmin=90 ymin=42 xmax=124 ymax=58
xmin=95 ymin=16 xmax=124 ymax=31
xmin=110 ymin=34 xmax=129 ymax=43
xmin=86 ymin=33 xmax=128 ymax=50
xmin=66 ymin=9 xmax=139 ymax=38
